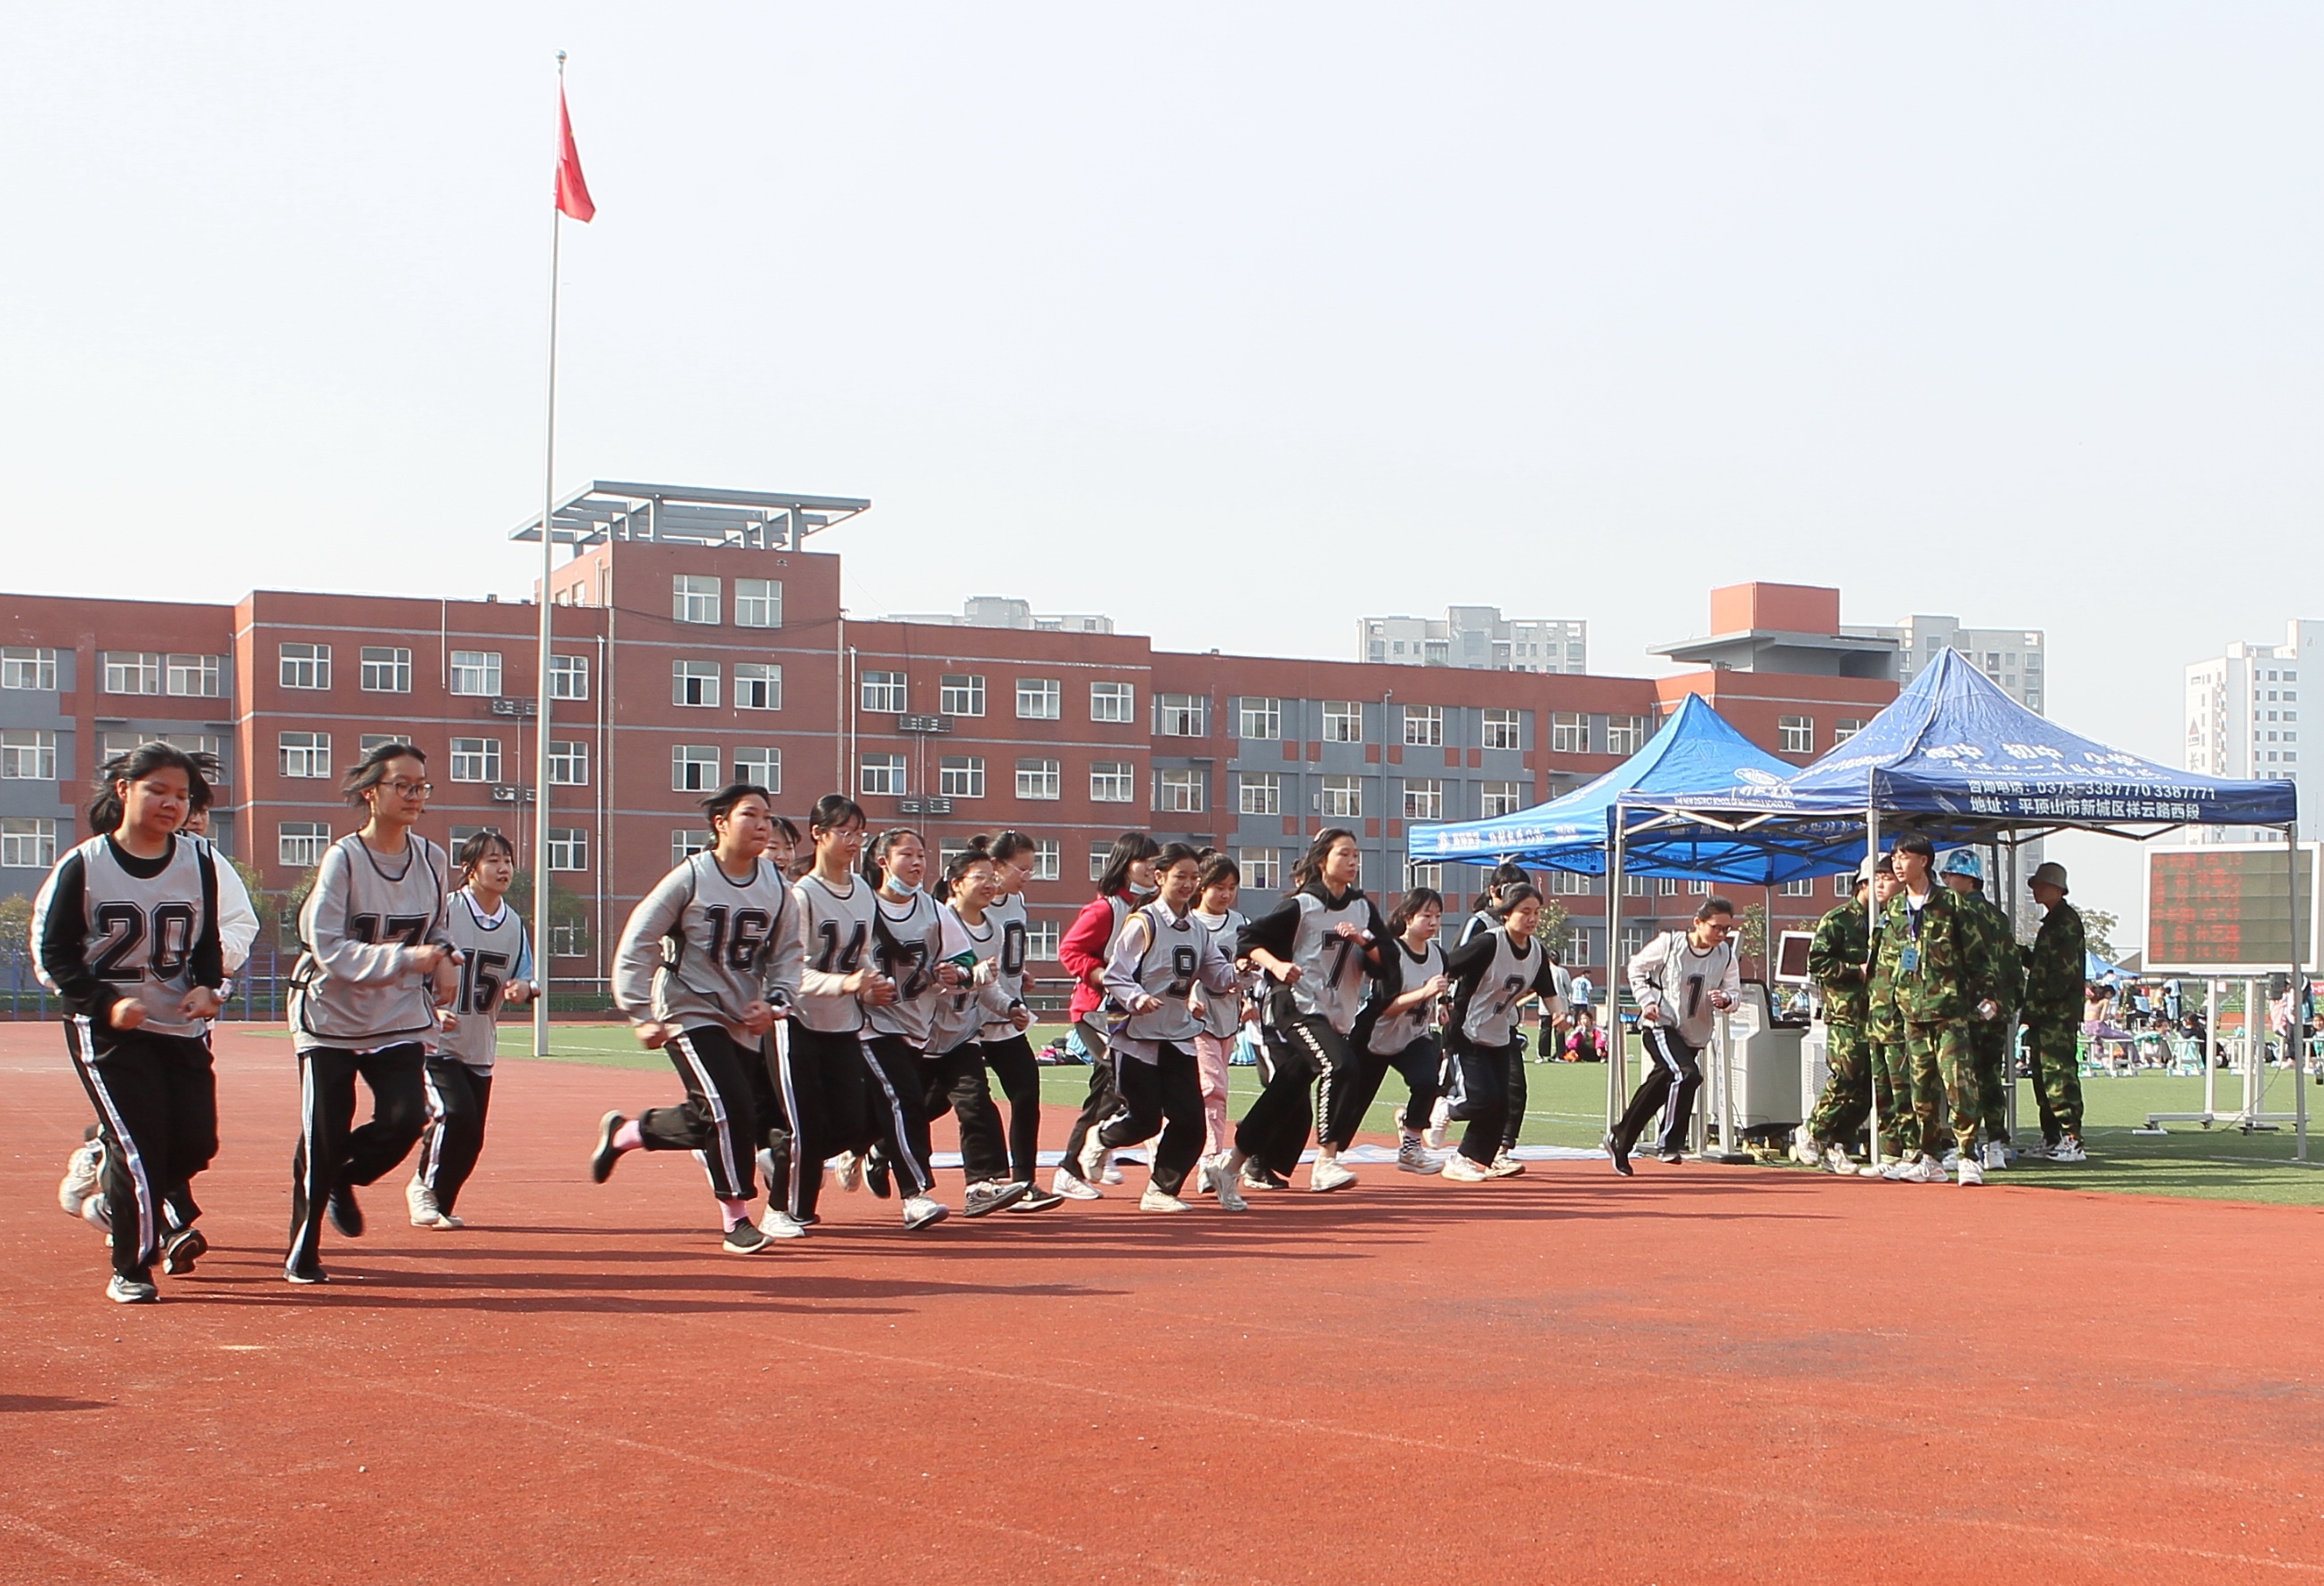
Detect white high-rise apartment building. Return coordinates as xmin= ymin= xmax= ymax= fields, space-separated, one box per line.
xmin=2184 ymin=620 xmax=2318 ymax=842
xmin=1358 ymin=606 xmax=1586 ymax=674
xmin=1854 ymin=616 xmax=2048 ymax=714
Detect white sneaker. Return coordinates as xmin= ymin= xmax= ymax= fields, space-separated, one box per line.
xmin=902 ymin=1194 xmax=950 ymax=1231
xmin=59 ymin=1139 xmax=103 ymax=1216
xmin=1309 ymin=1157 xmax=1357 ymax=1193
xmin=1424 ymin=1097 xmax=1450 ymax=1151
xmin=1488 ymin=1150 xmax=1526 ymax=1178
xmin=1397 ymin=1137 xmax=1445 ymax=1175
xmin=1138 ymin=1184 xmax=1192 ymax=1212
xmin=1076 ymin=1134 xmax=1108 ymax=1185
xmin=1939 ymin=1148 xmax=1963 ymax=1169
xmin=1957 ymin=1155 xmax=1985 ymax=1186
xmin=757 ymin=1208 xmax=810 ymax=1239
xmin=1099 ymin=1152 xmax=1126 ymax=1186
xmin=1857 ymin=1161 xmax=1888 ymax=1178
xmin=832 ymin=1151 xmax=863 ymax=1193
xmin=1981 ymin=1142 xmax=2007 ymax=1170
xmin=406 ymin=1176 xmax=442 ymax=1228
xmin=1439 ymin=1153 xmax=1491 ymax=1182
xmin=1789 ymin=1126 xmax=1820 ymax=1167
xmin=83 ymin=1193 xmax=111 ymax=1231
xmin=1051 ymin=1165 xmax=1103 ymax=1201
xmin=1878 ymin=1156 xmax=1915 ymax=1181
xmin=1821 ymin=1145 xmax=1854 ymax=1175
xmin=1200 ymin=1155 xmax=1249 ymax=1212
xmin=2049 ymin=1137 xmax=2088 ymax=1163
xmin=106 ymin=1274 xmax=158 ymax=1305
xmin=1906 ymin=1156 xmax=1950 ymax=1184
xmin=2019 ymin=1139 xmax=2051 ymax=1161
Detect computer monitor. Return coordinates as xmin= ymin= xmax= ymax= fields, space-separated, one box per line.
xmin=1773 ymin=930 xmax=1815 ymax=985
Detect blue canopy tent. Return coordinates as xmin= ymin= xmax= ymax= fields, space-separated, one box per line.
xmin=1622 ymin=648 xmax=2305 ymax=1158
xmin=1408 ymin=692 xmax=1861 ymax=882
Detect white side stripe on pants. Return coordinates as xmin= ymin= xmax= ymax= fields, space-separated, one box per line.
xmin=72 ymin=1016 xmax=159 ymax=1266
xmin=668 ymin=1033 xmax=741 ymax=1194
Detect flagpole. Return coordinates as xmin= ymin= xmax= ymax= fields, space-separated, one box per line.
xmin=531 ymin=51 xmax=567 ymax=1059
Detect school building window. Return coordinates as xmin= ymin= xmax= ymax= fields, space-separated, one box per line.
xmin=1483 ymin=708 xmax=1522 ymax=751
xmin=1606 ymin=716 xmax=1648 ymax=756
xmin=1406 ymin=862 xmax=1442 ymax=891
xmin=1236 ymin=848 xmax=1283 ymax=892
xmin=0 ymin=730 xmax=55 ymax=780
xmin=1832 ymin=718 xmax=1864 ymax=745
xmin=1155 ymin=693 xmax=1207 ymax=737
xmin=273 ymin=644 xmax=326 ymax=692
xmin=1403 ymin=706 xmax=1443 ymax=748
xmin=1239 ymin=697 xmax=1282 ymax=740
xmin=1402 ymin=778 xmax=1444 ymax=820
xmin=1781 ymin=878 xmax=1816 ymax=897
xmin=1154 ymin=768 xmax=1205 ymax=813
xmin=734 ymin=663 xmax=781 ymax=710
xmin=1016 ymin=677 xmax=1061 ymax=720
xmin=1658 ymin=877 xmax=1680 ymax=895
xmin=1031 ymin=839 xmax=1060 ymax=881
xmin=1834 ymin=871 xmax=1854 ymax=896
xmin=940 ymin=756 xmax=985 ymax=798
xmin=167 ymin=654 xmax=224 ymax=698
xmin=547 ymin=828 xmax=588 ymax=871
xmin=2 ymin=647 xmax=58 ymax=691
xmin=1090 ymin=761 xmax=1136 ymax=803
xmin=1090 ymin=682 xmax=1135 ymax=724
xmin=1553 ymin=869 xmax=1591 ymax=895
xmin=673 ymin=575 xmax=721 ymax=625
xmin=1089 ymin=844 xmax=1110 ymax=883
xmin=941 ymin=675 xmax=986 ymax=717
xmin=673 ymin=660 xmax=720 ymax=708
xmin=1238 ymin=773 xmax=1281 ymax=816
xmin=360 ymin=647 xmax=412 ymax=693
xmin=670 ymin=829 xmax=711 ymax=867
xmin=1480 ymin=781 xmax=1524 ymax=818
xmin=733 ymin=747 xmax=781 ymax=792
xmin=1026 ymin=918 xmax=1061 ymax=960
xmin=279 ymin=732 xmax=332 ymax=778
xmin=862 ymin=671 xmax=907 ymax=713
xmin=277 ymin=821 xmax=330 ymax=868
xmin=449 ymin=651 xmax=502 ymax=696
xmin=449 ymin=738 xmax=501 ymax=783
xmin=860 ymin=755 xmax=905 ymax=797
xmin=1016 ymin=758 xmax=1061 ymax=800
xmin=1 ymin=817 xmax=58 ymax=868
xmin=1780 ymin=716 xmax=1814 ymax=754
xmin=548 ymin=924 xmax=589 ymax=957
xmin=1551 ymin=712 xmax=1587 ymax=753
xmin=547 ymin=740 xmax=588 ymax=785
xmin=1322 ymin=700 xmax=1362 ymax=743
xmin=734 ymin=578 xmax=782 ymax=628
xmin=550 ymin=654 xmax=590 ymax=700
xmin=1623 ymin=873 xmax=1649 ymax=896
xmin=1320 ymin=775 xmax=1363 ymax=818
xmin=672 ymin=744 xmax=721 ymax=793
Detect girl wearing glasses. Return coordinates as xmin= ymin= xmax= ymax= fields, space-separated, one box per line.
xmin=284 ymin=742 xmax=458 ymax=1283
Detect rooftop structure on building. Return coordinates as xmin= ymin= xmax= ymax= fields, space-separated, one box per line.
xmin=510 ymin=481 xmax=872 ymax=550
xmin=1649 ymin=584 xmax=1900 ymax=679
xmin=2184 ymin=619 xmax=2317 ymax=843
xmin=882 ymin=596 xmax=1114 ymax=635
xmin=1358 ymin=607 xmax=1585 ymax=674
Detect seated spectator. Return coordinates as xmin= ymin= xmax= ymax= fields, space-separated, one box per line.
xmin=1561 ymin=1007 xmax=1610 ymax=1063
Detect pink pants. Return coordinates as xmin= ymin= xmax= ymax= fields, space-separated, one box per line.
xmin=1192 ymin=1032 xmax=1233 ymax=1157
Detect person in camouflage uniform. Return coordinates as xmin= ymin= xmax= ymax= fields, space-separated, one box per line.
xmin=1880 ymin=833 xmax=2000 ymax=1185
xmin=2022 ymin=861 xmax=2087 ymax=1161
xmin=1939 ymin=848 xmax=2023 ymax=1165
xmin=1803 ymin=855 xmax=1892 ymax=1170
xmin=1865 ymin=862 xmax=1915 ymax=1172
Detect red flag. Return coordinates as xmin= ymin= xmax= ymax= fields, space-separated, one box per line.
xmin=555 ymin=83 xmax=595 ymax=223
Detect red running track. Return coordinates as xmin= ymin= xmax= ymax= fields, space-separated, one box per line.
xmin=3 ymin=1026 xmax=2322 ymax=1585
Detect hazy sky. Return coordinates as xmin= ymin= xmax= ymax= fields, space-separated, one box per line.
xmin=7 ymin=4 xmax=2320 ymax=926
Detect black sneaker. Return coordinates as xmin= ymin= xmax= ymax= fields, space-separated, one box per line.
xmin=326 ymin=1184 xmax=364 ymax=1238
xmin=722 ymin=1222 xmax=773 ymax=1255
xmin=864 ymin=1148 xmax=893 ymax=1201
xmin=1605 ymin=1135 xmax=1632 ymax=1177
xmin=284 ymin=1263 xmax=331 ymax=1285
xmin=963 ymin=1179 xmax=1032 ymax=1218
xmin=162 ymin=1226 xmax=208 ymax=1276
xmin=590 ymin=1111 xmax=626 ymax=1183
xmin=1008 ymin=1182 xmax=1067 ymax=1212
